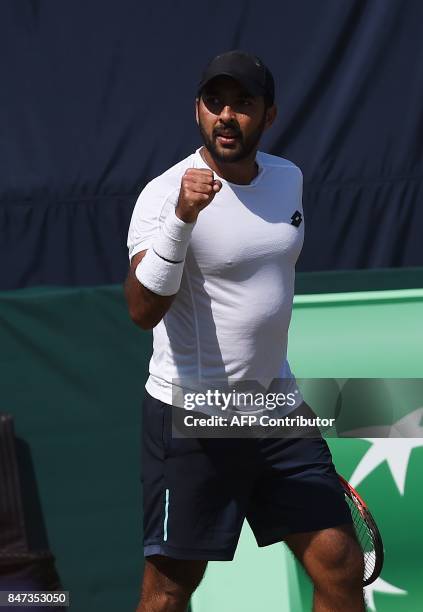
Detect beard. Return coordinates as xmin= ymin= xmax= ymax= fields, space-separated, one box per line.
xmin=198 ymin=114 xmax=266 ymax=164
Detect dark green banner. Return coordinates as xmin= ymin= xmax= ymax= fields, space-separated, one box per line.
xmin=0 ymin=286 xmax=152 ymax=611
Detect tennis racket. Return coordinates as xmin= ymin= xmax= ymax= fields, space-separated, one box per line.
xmin=338 ymin=474 xmax=384 ymax=586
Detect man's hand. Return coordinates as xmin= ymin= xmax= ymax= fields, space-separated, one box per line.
xmin=175 ymin=169 xmax=222 ymax=223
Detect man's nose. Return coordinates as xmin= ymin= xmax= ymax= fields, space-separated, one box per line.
xmin=219 ymin=104 xmax=236 ymax=121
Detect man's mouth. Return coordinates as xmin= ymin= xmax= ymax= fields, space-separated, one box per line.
xmin=214 ymin=130 xmax=241 ymax=146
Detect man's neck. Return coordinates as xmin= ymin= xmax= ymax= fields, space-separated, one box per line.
xmin=199 ymin=147 xmax=259 ymax=185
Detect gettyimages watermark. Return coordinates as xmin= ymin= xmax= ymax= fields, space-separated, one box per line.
xmin=182 ymin=388 xmax=299 ymax=412
xmin=170 ymin=378 xmax=423 ymax=439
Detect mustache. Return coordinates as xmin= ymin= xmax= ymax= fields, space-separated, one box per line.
xmin=213 ymin=124 xmax=242 ymax=138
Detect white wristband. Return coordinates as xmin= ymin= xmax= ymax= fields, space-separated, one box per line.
xmin=154 ymin=207 xmax=195 ymax=262
xmin=135 ymin=248 xmax=185 ymax=296
xmin=135 ymin=208 xmax=195 ymax=296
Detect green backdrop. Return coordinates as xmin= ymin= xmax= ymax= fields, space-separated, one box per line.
xmin=1 ymin=272 xmax=422 ymax=611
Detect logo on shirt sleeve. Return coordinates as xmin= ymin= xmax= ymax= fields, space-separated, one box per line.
xmin=290 ymin=210 xmax=303 ymax=227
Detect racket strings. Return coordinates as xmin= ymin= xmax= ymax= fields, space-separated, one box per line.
xmin=344 ymin=495 xmax=376 ymax=580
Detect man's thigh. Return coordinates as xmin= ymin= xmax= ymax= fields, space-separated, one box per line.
xmin=142 ymin=391 xmax=259 ymax=561
xmin=246 ymin=432 xmax=352 ymax=546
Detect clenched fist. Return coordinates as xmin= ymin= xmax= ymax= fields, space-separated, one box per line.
xmin=175 ymin=169 xmax=222 ymax=223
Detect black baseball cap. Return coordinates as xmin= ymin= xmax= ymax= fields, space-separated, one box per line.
xmin=198 ymin=50 xmax=275 ymax=105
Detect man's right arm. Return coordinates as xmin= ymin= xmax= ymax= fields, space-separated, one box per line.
xmin=124 ymin=168 xmax=222 ymax=331
xmin=124 ymin=250 xmax=176 ymax=330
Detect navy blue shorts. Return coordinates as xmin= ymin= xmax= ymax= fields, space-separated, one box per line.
xmin=141 ymin=391 xmax=352 ymax=560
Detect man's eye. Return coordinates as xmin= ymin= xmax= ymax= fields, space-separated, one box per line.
xmin=205 ymin=96 xmax=221 ymax=105
xmin=239 ymin=98 xmax=253 ymax=106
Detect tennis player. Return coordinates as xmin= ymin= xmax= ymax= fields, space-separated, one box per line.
xmin=125 ymin=51 xmax=365 ymax=612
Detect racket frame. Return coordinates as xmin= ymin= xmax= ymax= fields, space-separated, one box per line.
xmin=337 ymin=474 xmax=385 ymax=586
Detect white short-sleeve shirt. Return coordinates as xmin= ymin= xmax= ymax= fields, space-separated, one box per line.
xmin=127 ymin=148 xmax=304 ymax=410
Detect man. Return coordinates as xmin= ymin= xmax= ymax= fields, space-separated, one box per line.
xmin=125 ymin=51 xmax=365 ymax=612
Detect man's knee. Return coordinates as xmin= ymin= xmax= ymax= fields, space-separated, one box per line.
xmin=315 ymin=529 xmax=364 ymax=589
xmin=287 ymin=524 xmax=364 ymax=591
xmin=139 ymin=555 xmax=207 ymax=610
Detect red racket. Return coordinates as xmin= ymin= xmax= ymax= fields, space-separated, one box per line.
xmin=338 ymin=474 xmax=384 ymax=586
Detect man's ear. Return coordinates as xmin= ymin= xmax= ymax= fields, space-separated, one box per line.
xmin=195 ymin=98 xmax=200 ymax=125
xmin=264 ymin=104 xmax=277 ymax=131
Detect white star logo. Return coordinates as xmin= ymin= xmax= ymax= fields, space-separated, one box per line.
xmin=342 ymin=408 xmax=423 ymax=495
xmin=364 ymin=577 xmax=407 ymax=611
